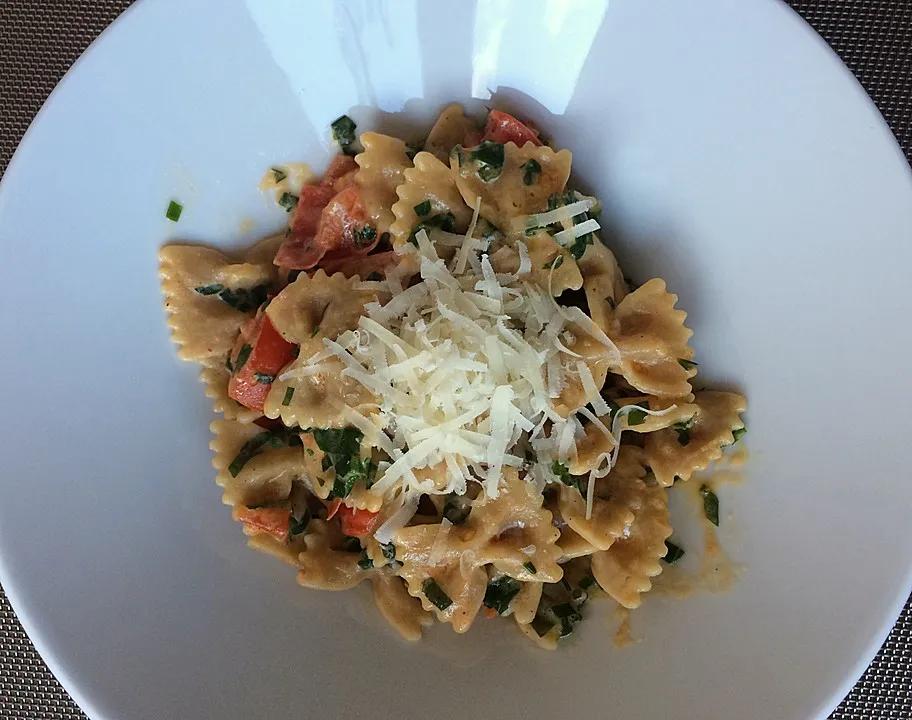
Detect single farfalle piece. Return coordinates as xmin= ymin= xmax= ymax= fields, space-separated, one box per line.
xmin=355 ymin=132 xmax=413 ymax=235
xmin=645 ymin=390 xmax=747 ymax=486
xmin=210 ymin=419 xmax=306 ymax=507
xmin=609 ymin=278 xmax=696 ymax=398
xmin=390 ymin=151 xmax=474 ymax=249
xmin=159 ymin=243 xmax=278 ymax=367
xmin=424 ymin=103 xmax=481 ymax=161
xmin=451 ymin=141 xmax=572 ymax=229
xmin=591 ymin=482 xmax=672 ymax=609
xmin=558 ymin=446 xmax=651 ymax=551
xmin=295 ymin=519 xmax=367 ymax=591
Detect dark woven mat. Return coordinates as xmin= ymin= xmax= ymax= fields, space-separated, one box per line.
xmin=0 ymin=1 xmax=910 ymax=717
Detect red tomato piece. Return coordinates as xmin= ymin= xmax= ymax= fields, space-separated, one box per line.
xmin=228 ymin=314 xmax=297 ymax=412
xmin=482 ymin=109 xmax=542 ymax=146
xmin=335 ymin=504 xmax=381 ymax=538
xmin=234 ymin=506 xmax=290 ymax=541
xmin=323 ymin=154 xmax=358 ymax=186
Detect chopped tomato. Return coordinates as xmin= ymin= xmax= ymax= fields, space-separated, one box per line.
xmin=482 ymin=109 xmax=542 ymax=147
xmin=336 ymin=505 xmax=381 ymax=537
xmin=323 ymin=154 xmax=358 ymax=186
xmin=228 ymin=314 xmax=297 ymax=412
xmin=313 ymin=186 xmax=371 ymax=252
xmin=235 ymin=506 xmax=290 ymax=541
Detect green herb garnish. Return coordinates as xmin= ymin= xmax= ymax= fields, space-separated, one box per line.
xmin=234 ymin=344 xmax=252 ymax=371
xmin=678 ymin=359 xmax=699 ymax=371
xmin=522 ymin=159 xmax=541 ymax=185
xmin=673 ymin=418 xmax=694 ymax=446
xmin=331 ymin=114 xmax=357 ymax=153
xmin=545 ymin=190 xmax=597 ymax=259
xmin=330 ymin=455 xmax=375 ymax=499
xmin=194 ymin=283 xmax=224 ymax=296
xmin=216 ymin=284 xmax=270 ymax=313
xmin=663 ymin=540 xmax=685 ymax=563
xmin=731 ymin=426 xmax=747 ymax=444
xmin=165 ymin=200 xmax=183 ymax=222
xmin=227 ymin=426 xmax=303 ymax=477
xmin=311 ymin=428 xmax=373 ymax=499
xmin=254 ymin=373 xmax=275 ymax=384
xmin=380 ymin=542 xmax=397 ymax=563
xmin=422 ymin=578 xmax=453 ymax=611
xmin=278 ymin=192 xmax=299 ymax=212
xmin=408 ymin=211 xmax=457 ymax=245
xmin=282 ymin=387 xmax=295 ymax=406
xmin=354 ymin=224 xmax=377 ymax=247
xmin=413 ymin=200 xmax=432 ymax=216
xmin=471 ymin=141 xmax=505 ymax=182
xmin=626 ymin=408 xmax=647 ymax=426
xmin=483 ymin=576 xmax=521 ymax=615
xmin=700 ymin=485 xmax=720 ymax=526
xmin=357 ymin=551 xmax=374 ymax=570
xmin=551 ymin=460 xmax=571 ymax=484
xmin=523 ymin=561 xmax=537 ymax=575
xmin=271 ymin=167 xmax=288 ymax=183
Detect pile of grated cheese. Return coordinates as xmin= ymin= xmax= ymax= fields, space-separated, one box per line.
xmin=281 ymin=200 xmax=672 ymax=535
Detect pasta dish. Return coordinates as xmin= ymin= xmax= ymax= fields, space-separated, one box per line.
xmin=160 ymin=104 xmax=747 ymax=646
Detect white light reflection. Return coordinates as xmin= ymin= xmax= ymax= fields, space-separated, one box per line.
xmin=471 ymin=0 xmax=609 ymax=114
xmin=244 ymin=0 xmax=424 ymax=123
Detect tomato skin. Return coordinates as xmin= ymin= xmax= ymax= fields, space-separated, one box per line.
xmin=326 ymin=499 xmax=380 ymax=538
xmin=482 ymin=110 xmax=542 ymax=146
xmin=228 ymin=314 xmax=297 ymax=412
xmin=234 ymin=506 xmax=290 ymax=540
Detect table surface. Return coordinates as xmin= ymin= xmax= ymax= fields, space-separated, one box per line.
xmin=1 ymin=1 xmax=910 ymax=718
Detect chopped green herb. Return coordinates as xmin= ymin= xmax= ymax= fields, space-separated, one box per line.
xmin=483 ymin=575 xmax=521 ymax=615
xmin=234 ymin=344 xmax=252 ymax=371
xmin=282 ymin=387 xmax=295 ymax=406
xmin=673 ymin=418 xmax=694 ymax=446
xmin=545 ymin=190 xmax=597 ymax=259
xmin=216 ymin=284 xmax=270 ymax=313
xmin=165 ymin=200 xmax=183 ymax=222
xmin=253 ymin=373 xmax=275 ymax=384
xmin=227 ymin=426 xmax=302 ymax=477
xmin=523 ymin=561 xmax=537 ymax=575
xmin=731 ymin=426 xmax=747 ymax=443
xmin=422 ymin=578 xmax=453 ymax=611
xmin=310 ymin=428 xmax=374 ymax=499
xmin=678 ymin=358 xmax=699 ymax=371
xmin=380 ymin=542 xmax=397 ymax=563
xmin=289 ymin=507 xmax=311 ymax=537
xmin=357 ymin=551 xmax=374 ymax=570
xmin=271 ymin=167 xmax=288 ymax=183
xmin=278 ymin=192 xmax=299 ymax=212
xmin=330 ymin=455 xmax=375 ymax=499
xmin=700 ymin=485 xmax=720 ymax=526
xmin=331 ymin=114 xmax=357 ymax=152
xmin=340 ymin=536 xmax=362 ymax=553
xmin=551 ymin=460 xmax=571 ymax=484
xmin=354 ymin=224 xmax=377 ymax=247
xmin=663 ymin=540 xmax=685 ymax=563
xmin=471 ymin=141 xmax=505 ymax=182
xmin=305 ymin=448 xmax=315 ymax=457
xmin=194 ymin=283 xmax=224 ymax=296
xmin=442 ymin=494 xmax=471 ymax=525
xmin=413 ymin=200 xmax=432 ymax=216
xmin=522 ymin=158 xmax=542 ymax=186
xmin=626 ymin=408 xmax=647 ymax=426
xmin=407 ymin=211 xmax=457 ymax=245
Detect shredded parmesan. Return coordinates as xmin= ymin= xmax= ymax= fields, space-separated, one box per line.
xmin=553 ymin=217 xmax=601 ymax=246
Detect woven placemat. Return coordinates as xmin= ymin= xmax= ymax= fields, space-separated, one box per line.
xmin=1 ymin=1 xmax=910 ymax=718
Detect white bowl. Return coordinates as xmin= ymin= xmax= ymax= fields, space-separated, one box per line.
xmin=1 ymin=1 xmax=911 ymax=719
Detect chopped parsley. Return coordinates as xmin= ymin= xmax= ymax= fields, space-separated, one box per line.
xmin=408 ymin=211 xmax=456 ymax=245
xmin=194 ymin=283 xmax=224 ymax=296
xmin=700 ymin=485 xmax=720 ymax=526
xmin=271 ymin=167 xmax=288 ymax=183
xmin=234 ymin=344 xmax=252 ymax=371
xmin=165 ymin=200 xmax=183 ymax=222
xmin=215 ymin=284 xmax=270 ymax=313
xmin=413 ymin=200 xmax=432 ymax=216
xmin=281 ymin=387 xmax=295 ymax=406
xmin=678 ymin=358 xmax=699 ymax=371
xmin=551 ymin=460 xmax=571 ymax=484
xmin=663 ymin=540 xmax=685 ymax=563
xmin=731 ymin=426 xmax=747 ymax=444
xmin=483 ymin=575 xmax=521 ymax=615
xmin=354 ymin=224 xmax=377 ymax=247
xmin=357 ymin=551 xmax=374 ymax=570
xmin=278 ymin=192 xmax=299 ymax=212
xmin=380 ymin=542 xmax=397 ymax=563
xmin=331 ymin=114 xmax=357 ymax=154
xmin=228 ymin=426 xmax=303 ymax=477
xmin=626 ymin=408 xmax=647 ymax=426
xmin=523 ymin=561 xmax=537 ymax=575
xmin=546 ymin=190 xmax=598 ymax=259
xmin=310 ymin=428 xmax=373 ymax=499
xmin=470 ymin=141 xmax=505 ymax=182
xmin=522 ymin=158 xmax=541 ymax=185
xmin=673 ymin=417 xmax=694 ymax=446
xmin=422 ymin=578 xmax=453 ymax=611
xmin=253 ymin=372 xmax=275 ymax=384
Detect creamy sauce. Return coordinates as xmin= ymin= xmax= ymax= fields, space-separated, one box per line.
xmin=258 ymin=163 xmax=315 ymax=201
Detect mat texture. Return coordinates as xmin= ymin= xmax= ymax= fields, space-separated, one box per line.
xmin=1 ymin=1 xmax=910 ymax=718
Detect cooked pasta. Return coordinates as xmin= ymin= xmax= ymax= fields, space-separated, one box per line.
xmin=160 ymin=105 xmax=747 ymax=646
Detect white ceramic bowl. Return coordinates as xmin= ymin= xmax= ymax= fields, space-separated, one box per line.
xmin=1 ymin=1 xmax=911 ymax=719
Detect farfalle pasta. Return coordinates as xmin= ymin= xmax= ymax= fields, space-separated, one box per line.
xmin=160 ymin=105 xmax=747 ymax=646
